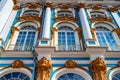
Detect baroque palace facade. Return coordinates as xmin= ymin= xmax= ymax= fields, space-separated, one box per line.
xmin=0 ymin=0 xmax=120 ymax=80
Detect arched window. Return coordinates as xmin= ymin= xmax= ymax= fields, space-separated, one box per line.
xmin=23 ymin=10 xmax=40 ymax=17
xmin=15 ymin=25 xmax=37 ymax=50
xmin=90 ymin=11 xmax=106 ymax=18
xmin=58 ymin=73 xmax=85 ymax=80
xmin=112 ymin=73 xmax=120 ymax=80
xmin=0 ymin=72 xmax=30 ymax=80
xmin=95 ymin=27 xmax=118 ymax=51
xmin=57 ymin=10 xmax=73 ymax=17
xmin=57 ymin=26 xmax=76 ymax=51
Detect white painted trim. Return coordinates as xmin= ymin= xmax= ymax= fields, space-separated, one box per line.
xmin=109 ymin=68 xmax=120 ymax=80
xmin=51 ymin=68 xmax=92 ymax=80
xmin=0 ymin=67 xmax=32 ymax=80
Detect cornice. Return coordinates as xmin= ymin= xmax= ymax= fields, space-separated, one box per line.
xmin=90 ymin=17 xmax=112 ymax=23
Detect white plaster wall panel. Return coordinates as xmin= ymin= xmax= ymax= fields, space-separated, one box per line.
xmin=0 ymin=0 xmax=7 ymax=11
xmin=0 ymin=0 xmax=13 ymax=35
xmin=0 ymin=11 xmax=17 ymax=41
xmin=0 ymin=60 xmax=34 ymax=64
xmin=52 ymin=60 xmax=90 ymax=64
xmin=111 ymin=12 xmax=120 ymax=28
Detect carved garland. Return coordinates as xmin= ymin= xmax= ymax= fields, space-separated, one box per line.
xmin=91 ymin=17 xmax=112 ymax=24
xmin=54 ymin=16 xmax=76 ymax=23
xmin=55 ymin=4 xmax=73 ymax=9
xmin=90 ymin=57 xmax=107 ymax=80
xmin=18 ymin=16 xmax=41 ymax=22
xmin=22 ymin=3 xmax=42 ymax=9
xmin=36 ymin=57 xmax=51 ymax=80
xmin=111 ymin=28 xmax=120 ymax=39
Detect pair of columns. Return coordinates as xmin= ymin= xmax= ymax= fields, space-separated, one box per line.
xmin=42 ymin=3 xmax=93 ymax=41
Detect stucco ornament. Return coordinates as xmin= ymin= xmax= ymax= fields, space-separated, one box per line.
xmin=90 ymin=57 xmax=107 ymax=80
xmin=36 ymin=57 xmax=51 ymax=80
xmin=11 ymin=60 xmax=24 ymax=68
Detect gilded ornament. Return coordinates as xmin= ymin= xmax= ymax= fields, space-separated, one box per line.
xmin=90 ymin=28 xmax=95 ymax=39
xmin=111 ymin=28 xmax=120 ymax=39
xmin=90 ymin=57 xmax=107 ymax=80
xmin=54 ymin=16 xmax=76 ymax=23
xmin=12 ymin=0 xmax=17 ymax=4
xmin=18 ymin=16 xmax=41 ymax=22
xmin=65 ymin=60 xmax=77 ymax=69
xmin=36 ymin=57 xmax=51 ymax=80
xmin=22 ymin=3 xmax=41 ymax=9
xmin=78 ymin=3 xmax=85 ymax=9
xmin=45 ymin=3 xmax=52 ymax=9
xmin=91 ymin=17 xmax=112 ymax=23
xmin=109 ymin=8 xmax=117 ymax=12
xmin=13 ymin=6 xmax=20 ymax=10
xmin=11 ymin=60 xmax=24 ymax=68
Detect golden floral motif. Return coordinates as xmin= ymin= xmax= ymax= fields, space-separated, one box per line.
xmin=54 ymin=16 xmax=76 ymax=23
xmin=36 ymin=57 xmax=51 ymax=80
xmin=11 ymin=60 xmax=24 ymax=68
xmin=111 ymin=28 xmax=120 ymax=39
xmin=65 ymin=60 xmax=77 ymax=69
xmin=90 ymin=57 xmax=107 ymax=80
xmin=18 ymin=16 xmax=41 ymax=22
xmin=91 ymin=17 xmax=112 ymax=23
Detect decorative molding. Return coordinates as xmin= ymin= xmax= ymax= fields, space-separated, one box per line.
xmin=75 ymin=28 xmax=82 ymax=40
xmin=111 ymin=28 xmax=120 ymax=39
xmin=54 ymin=16 xmax=76 ymax=23
xmin=13 ymin=5 xmax=20 ymax=10
xmin=90 ymin=57 xmax=107 ymax=80
xmin=91 ymin=17 xmax=112 ymax=23
xmin=78 ymin=3 xmax=85 ymax=9
xmin=45 ymin=3 xmax=52 ymax=9
xmin=51 ymin=28 xmax=57 ymax=46
xmin=87 ymin=4 xmax=105 ymax=10
xmin=55 ymin=4 xmax=73 ymax=9
xmin=11 ymin=60 xmax=24 ymax=68
xmin=90 ymin=28 xmax=95 ymax=39
xmin=22 ymin=3 xmax=41 ymax=9
xmin=18 ymin=16 xmax=41 ymax=22
xmin=36 ymin=57 xmax=51 ymax=80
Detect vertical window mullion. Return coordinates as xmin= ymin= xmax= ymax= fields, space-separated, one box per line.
xmin=23 ymin=31 xmax=28 ymax=50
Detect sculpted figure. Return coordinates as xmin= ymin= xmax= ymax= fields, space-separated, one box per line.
xmin=36 ymin=57 xmax=51 ymax=80
xmin=90 ymin=57 xmax=107 ymax=80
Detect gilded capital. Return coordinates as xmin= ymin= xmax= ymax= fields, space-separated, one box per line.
xmin=109 ymin=8 xmax=117 ymax=12
xmin=90 ymin=57 xmax=107 ymax=80
xmin=78 ymin=3 xmax=85 ymax=9
xmin=13 ymin=5 xmax=20 ymax=10
xmin=45 ymin=3 xmax=52 ymax=9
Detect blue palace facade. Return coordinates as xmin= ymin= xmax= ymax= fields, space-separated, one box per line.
xmin=0 ymin=0 xmax=120 ymax=80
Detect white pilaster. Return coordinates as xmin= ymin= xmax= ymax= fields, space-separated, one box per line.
xmin=42 ymin=6 xmax=51 ymax=39
xmin=79 ymin=8 xmax=92 ymax=40
xmin=111 ymin=12 xmax=120 ymax=28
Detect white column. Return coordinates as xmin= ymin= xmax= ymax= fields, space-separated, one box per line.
xmin=42 ymin=6 xmax=51 ymax=39
xmin=111 ymin=12 xmax=120 ymax=28
xmin=79 ymin=8 xmax=92 ymax=40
